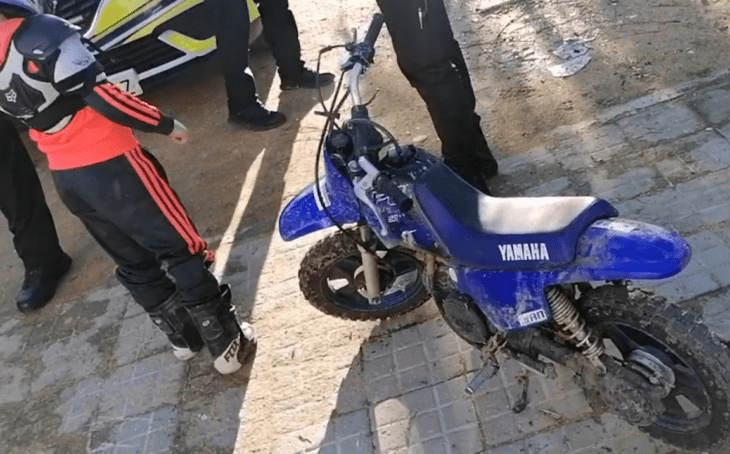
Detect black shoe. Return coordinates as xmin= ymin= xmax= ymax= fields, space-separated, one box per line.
xmin=482 ymin=158 xmax=499 ymax=179
xmin=458 ymin=171 xmax=492 ymax=195
xmin=228 ymin=102 xmax=286 ymax=131
xmin=448 ymin=162 xmax=494 ymax=195
xmin=16 ymin=253 xmax=72 ymax=313
xmin=280 ymin=68 xmax=335 ymax=90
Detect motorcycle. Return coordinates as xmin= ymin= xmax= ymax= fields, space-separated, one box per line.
xmin=278 ymin=13 xmax=730 ymax=452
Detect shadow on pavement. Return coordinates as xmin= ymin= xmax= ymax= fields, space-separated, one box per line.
xmin=0 ymin=39 xmax=333 ymax=453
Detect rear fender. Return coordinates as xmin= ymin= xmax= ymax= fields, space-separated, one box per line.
xmin=454 ymin=218 xmax=691 ymax=331
xmin=571 ymin=218 xmax=691 ymax=279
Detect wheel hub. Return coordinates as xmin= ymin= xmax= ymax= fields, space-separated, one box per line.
xmin=600 ymin=349 xmax=674 ymax=427
xmin=353 ymin=263 xmax=395 ymax=301
xmin=626 ymin=348 xmax=676 ymax=395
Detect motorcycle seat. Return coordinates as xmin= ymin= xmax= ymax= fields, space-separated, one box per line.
xmin=413 ymin=162 xmax=619 ymax=268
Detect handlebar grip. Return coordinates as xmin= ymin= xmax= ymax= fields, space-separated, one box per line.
xmin=374 ymin=174 xmax=414 ymax=212
xmin=363 ymin=13 xmax=385 ymax=47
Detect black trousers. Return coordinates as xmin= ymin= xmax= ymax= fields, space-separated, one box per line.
xmin=51 ymin=147 xmax=219 ymax=311
xmin=213 ymin=0 xmax=304 ymax=114
xmin=375 ymin=0 xmax=494 ymax=177
xmin=0 ymin=117 xmax=65 ymax=270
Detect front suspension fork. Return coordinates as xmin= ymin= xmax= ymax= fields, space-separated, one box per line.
xmin=358 ymin=225 xmax=381 ymax=304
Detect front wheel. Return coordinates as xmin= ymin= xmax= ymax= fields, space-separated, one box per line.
xmin=299 ymin=229 xmax=430 ymax=320
xmin=579 ymin=285 xmax=730 ymax=452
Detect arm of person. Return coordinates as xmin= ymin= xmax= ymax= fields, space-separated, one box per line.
xmin=83 ymin=82 xmax=175 ymax=135
xmin=48 ymin=30 xmax=186 ymax=140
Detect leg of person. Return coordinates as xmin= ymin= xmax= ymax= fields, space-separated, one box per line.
xmin=0 ymin=118 xmax=71 ymax=313
xmin=210 ymin=0 xmax=285 ymax=130
xmin=375 ymin=0 xmax=498 ymax=192
xmin=53 ymin=149 xmax=256 ymax=374
xmin=51 ymin=168 xmax=204 ymax=359
xmin=257 ymin=0 xmax=334 ymax=90
xmin=115 ymin=267 xmax=206 ymax=361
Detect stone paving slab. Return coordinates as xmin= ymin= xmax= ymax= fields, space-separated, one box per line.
xmin=239 ymin=69 xmax=730 ymax=454
xmin=3 ymin=9 xmax=730 ymax=454
xmin=4 ymin=72 xmax=730 ymax=454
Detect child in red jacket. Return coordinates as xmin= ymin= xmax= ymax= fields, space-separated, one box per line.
xmin=0 ymin=2 xmax=255 ymax=374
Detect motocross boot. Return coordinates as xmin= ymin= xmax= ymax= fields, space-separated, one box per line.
xmin=185 ymin=284 xmax=256 ymax=374
xmin=147 ymin=292 xmax=205 ymax=361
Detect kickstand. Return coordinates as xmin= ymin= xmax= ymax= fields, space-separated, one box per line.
xmin=512 ymin=371 xmax=530 ymax=414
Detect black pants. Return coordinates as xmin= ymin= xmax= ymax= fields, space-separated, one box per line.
xmin=0 ymin=118 xmax=65 ymax=270
xmin=213 ymin=0 xmax=304 ymax=114
xmin=51 ymin=147 xmax=219 ymax=310
xmin=375 ymin=0 xmax=494 ymax=177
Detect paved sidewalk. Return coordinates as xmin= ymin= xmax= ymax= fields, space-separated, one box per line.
xmin=240 ymin=68 xmax=730 ymax=454
xmin=2 ymin=65 xmax=729 ymax=454
xmin=3 ymin=10 xmax=730 ymax=454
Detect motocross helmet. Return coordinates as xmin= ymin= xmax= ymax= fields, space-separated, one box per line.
xmin=0 ymin=0 xmax=39 ymax=18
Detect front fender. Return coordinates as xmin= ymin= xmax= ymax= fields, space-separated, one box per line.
xmin=278 ymin=177 xmax=361 ymax=241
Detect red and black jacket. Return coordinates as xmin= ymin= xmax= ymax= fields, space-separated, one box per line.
xmin=0 ymin=14 xmax=175 ymax=170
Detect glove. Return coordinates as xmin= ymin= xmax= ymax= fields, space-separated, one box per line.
xmin=169 ymin=119 xmax=188 ymax=144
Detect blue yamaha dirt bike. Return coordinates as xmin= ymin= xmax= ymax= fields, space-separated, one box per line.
xmin=278 ymin=14 xmax=730 ymax=452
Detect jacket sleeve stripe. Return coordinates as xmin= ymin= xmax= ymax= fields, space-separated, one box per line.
xmin=115 ymin=87 xmax=164 ymax=120
xmin=94 ymin=84 xmax=161 ymax=126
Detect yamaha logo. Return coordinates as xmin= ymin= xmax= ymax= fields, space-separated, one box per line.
xmin=498 ymin=243 xmax=550 ymax=261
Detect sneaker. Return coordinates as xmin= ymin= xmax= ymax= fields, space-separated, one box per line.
xmin=280 ymin=68 xmax=335 ymax=90
xmin=16 ymin=253 xmax=72 ymax=313
xmin=228 ymin=101 xmax=286 ymax=131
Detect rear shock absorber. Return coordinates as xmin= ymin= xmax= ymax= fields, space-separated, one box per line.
xmin=545 ymin=286 xmax=605 ymax=367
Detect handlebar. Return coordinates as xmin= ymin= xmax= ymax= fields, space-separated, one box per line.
xmin=363 ymin=13 xmax=385 ymax=47
xmin=347 ymin=14 xmax=384 ymax=106
xmin=357 ymin=156 xmax=413 ymax=213
xmin=341 ymin=14 xmax=415 ymax=216
xmin=374 ymin=174 xmax=414 ymax=212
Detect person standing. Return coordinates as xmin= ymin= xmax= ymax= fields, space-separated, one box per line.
xmin=375 ymin=0 xmax=498 ymax=193
xmin=214 ymin=0 xmax=335 ymax=131
xmin=0 ymin=116 xmax=71 ymax=313
xmin=0 ymin=1 xmax=255 ymax=374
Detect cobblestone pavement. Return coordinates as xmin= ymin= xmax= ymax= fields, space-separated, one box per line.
xmin=3 ymin=4 xmax=730 ymax=454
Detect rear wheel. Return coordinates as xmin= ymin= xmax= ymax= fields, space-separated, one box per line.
xmin=579 ymin=285 xmax=730 ymax=452
xmin=299 ymin=230 xmax=430 ymax=320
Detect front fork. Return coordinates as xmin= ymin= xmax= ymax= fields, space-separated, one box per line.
xmin=358 ymin=225 xmax=381 ymax=304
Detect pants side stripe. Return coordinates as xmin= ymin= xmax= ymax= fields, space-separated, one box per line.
xmin=124 ymin=148 xmax=206 ymax=253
